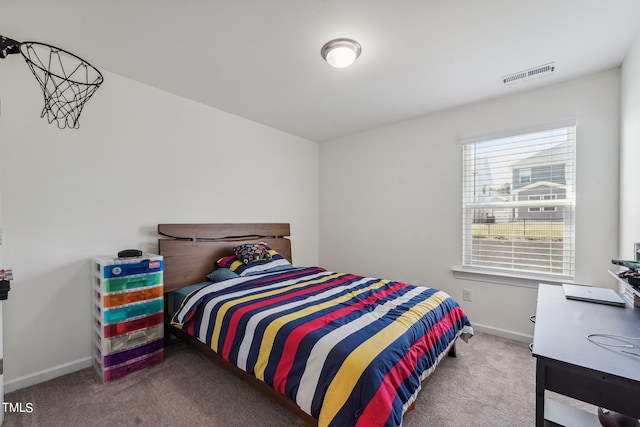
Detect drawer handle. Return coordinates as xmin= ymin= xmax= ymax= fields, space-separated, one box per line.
xmin=124 ymin=277 xmax=153 ymax=288
xmin=127 ymin=331 xmax=146 ymax=341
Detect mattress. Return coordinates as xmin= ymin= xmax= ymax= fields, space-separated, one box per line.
xmin=172 ymin=282 xmax=210 ymax=313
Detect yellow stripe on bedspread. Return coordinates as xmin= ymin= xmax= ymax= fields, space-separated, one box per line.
xmin=253 ymin=278 xmax=388 ymax=381
xmin=210 ymin=273 xmax=344 ymax=352
xmin=318 ymin=290 xmax=449 ymax=427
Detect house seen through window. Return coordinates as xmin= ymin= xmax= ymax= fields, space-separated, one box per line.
xmin=462 ymin=124 xmax=576 ymax=279
xmin=519 ymin=168 xmax=532 ymax=184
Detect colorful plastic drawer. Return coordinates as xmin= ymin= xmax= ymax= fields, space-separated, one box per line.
xmin=96 ymin=350 xmax=163 ymax=383
xmin=96 ymin=298 xmax=164 ymax=325
xmin=96 ymin=285 xmax=163 ymax=308
xmin=95 ymin=324 xmax=163 ymax=354
xmin=95 ymin=272 xmax=163 ymax=293
xmin=97 ymin=312 xmax=164 ymax=338
xmin=96 ymin=339 xmax=164 ymax=369
xmin=94 ymin=254 xmax=163 ymax=279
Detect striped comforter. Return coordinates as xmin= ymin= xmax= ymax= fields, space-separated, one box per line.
xmin=172 ymin=267 xmax=473 ymax=427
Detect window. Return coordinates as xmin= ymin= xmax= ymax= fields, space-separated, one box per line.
xmin=462 ymin=124 xmax=576 ymax=279
xmin=519 ymin=168 xmax=532 ymax=184
xmin=528 ymin=194 xmax=557 ymax=212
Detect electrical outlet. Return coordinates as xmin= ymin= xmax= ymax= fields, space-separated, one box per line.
xmin=463 ymin=288 xmax=472 ymax=301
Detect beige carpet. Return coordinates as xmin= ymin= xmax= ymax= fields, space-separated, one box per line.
xmin=3 ymin=332 xmax=597 ymax=426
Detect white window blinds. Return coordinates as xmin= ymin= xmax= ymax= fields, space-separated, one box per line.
xmin=462 ymin=125 xmax=576 ymax=279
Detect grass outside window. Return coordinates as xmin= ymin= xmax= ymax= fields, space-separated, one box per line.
xmin=471 ymin=220 xmax=564 ymax=241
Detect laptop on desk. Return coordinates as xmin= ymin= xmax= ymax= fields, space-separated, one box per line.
xmin=562 ymin=284 xmax=626 ymax=307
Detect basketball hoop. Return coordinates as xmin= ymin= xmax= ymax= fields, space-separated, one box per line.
xmin=0 ymin=36 xmax=20 ymax=58
xmin=19 ymin=41 xmax=104 ymax=129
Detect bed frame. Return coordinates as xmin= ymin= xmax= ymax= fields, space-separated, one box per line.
xmin=158 ymin=223 xmax=293 ymax=293
xmin=158 ymin=223 xmax=316 ymax=425
xmin=157 ymin=222 xmax=455 ymax=426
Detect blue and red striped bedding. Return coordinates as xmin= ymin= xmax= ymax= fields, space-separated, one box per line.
xmin=172 ymin=266 xmax=473 ymax=427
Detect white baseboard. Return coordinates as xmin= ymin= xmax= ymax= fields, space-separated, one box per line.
xmin=471 ymin=322 xmax=533 ymax=343
xmin=2 ymin=326 xmax=531 ymax=394
xmin=4 ymin=356 xmax=93 ymax=394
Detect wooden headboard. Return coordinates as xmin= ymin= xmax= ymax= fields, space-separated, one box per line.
xmin=158 ymin=223 xmax=292 ymax=293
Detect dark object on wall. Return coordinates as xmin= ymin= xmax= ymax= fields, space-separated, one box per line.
xmin=0 ymin=281 xmax=10 ymax=301
xmin=0 ymin=35 xmax=103 ymax=129
xmin=0 ymin=36 xmax=20 ymax=58
xmin=0 ymin=269 xmax=13 ymax=301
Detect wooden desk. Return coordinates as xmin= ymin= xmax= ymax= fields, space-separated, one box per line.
xmin=532 ymin=284 xmax=640 ymax=426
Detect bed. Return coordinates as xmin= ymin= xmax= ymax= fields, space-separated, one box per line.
xmin=158 ymin=223 xmax=473 ymax=427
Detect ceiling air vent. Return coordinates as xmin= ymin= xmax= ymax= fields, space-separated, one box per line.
xmin=502 ymin=62 xmax=555 ymax=86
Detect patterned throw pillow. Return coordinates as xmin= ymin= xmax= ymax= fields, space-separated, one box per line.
xmin=233 ymin=242 xmax=273 ymax=264
xmin=216 ymin=246 xmax=294 ymax=277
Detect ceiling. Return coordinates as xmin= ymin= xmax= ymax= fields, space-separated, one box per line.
xmin=2 ymin=1 xmax=640 ymax=142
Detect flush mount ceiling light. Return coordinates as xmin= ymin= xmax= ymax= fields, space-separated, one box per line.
xmin=321 ymin=38 xmax=361 ymax=68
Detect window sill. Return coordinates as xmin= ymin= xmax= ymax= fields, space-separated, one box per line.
xmin=451 ymin=267 xmax=575 ymax=288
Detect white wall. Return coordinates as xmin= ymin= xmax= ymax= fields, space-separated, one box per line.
xmin=1 ymin=31 xmax=634 ymax=390
xmin=0 ymin=61 xmax=319 ymax=388
xmin=320 ymin=69 xmax=620 ymax=341
xmin=620 ymin=32 xmax=640 ymax=259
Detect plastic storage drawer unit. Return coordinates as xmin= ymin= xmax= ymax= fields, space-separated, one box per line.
xmin=92 ymin=253 xmax=164 ymax=383
xmin=94 ymin=255 xmax=164 ymax=279
xmin=96 ymin=285 xmax=163 ymax=308
xmin=95 ymin=298 xmax=164 ymax=325
xmin=95 ymin=272 xmax=163 ymax=293
xmin=95 ymin=324 xmax=163 ymax=354
xmin=96 ymin=339 xmax=164 ymax=369
xmin=95 ymin=350 xmax=164 ymax=383
xmin=97 ymin=312 xmax=164 ymax=338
